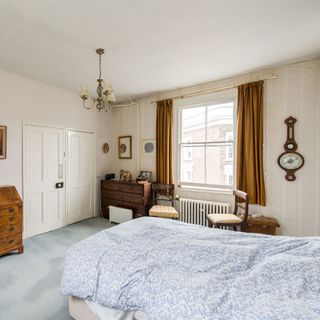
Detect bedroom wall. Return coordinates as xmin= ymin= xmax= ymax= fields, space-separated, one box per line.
xmin=112 ymin=58 xmax=320 ymax=237
xmin=0 ymin=69 xmax=114 ymax=213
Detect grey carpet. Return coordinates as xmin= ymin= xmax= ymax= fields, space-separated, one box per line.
xmin=0 ymin=217 xmax=114 ymax=320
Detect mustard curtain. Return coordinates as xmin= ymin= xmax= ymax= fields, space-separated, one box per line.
xmin=156 ymin=99 xmax=173 ymax=184
xmin=236 ymin=81 xmax=266 ymax=206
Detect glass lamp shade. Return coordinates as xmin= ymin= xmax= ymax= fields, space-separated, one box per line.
xmin=79 ymin=85 xmax=89 ymax=98
xmin=107 ymin=91 xmax=116 ymax=102
xmin=102 ymin=79 xmax=113 ymax=91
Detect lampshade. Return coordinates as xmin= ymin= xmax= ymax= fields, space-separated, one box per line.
xmin=102 ymin=79 xmax=113 ymax=91
xmin=107 ymin=92 xmax=116 ymax=102
xmin=79 ymin=85 xmax=89 ymax=98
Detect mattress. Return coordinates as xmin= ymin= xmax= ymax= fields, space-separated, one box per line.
xmin=69 ymin=296 xmax=148 ymax=320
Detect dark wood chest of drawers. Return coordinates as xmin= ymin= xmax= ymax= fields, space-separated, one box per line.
xmin=0 ymin=186 xmax=23 ymax=256
xmin=101 ymin=180 xmax=152 ymax=220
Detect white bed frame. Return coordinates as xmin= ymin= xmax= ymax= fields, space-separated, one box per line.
xmin=69 ymin=296 xmax=99 ymax=320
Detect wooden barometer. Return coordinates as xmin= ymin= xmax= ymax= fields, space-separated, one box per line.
xmin=278 ymin=116 xmax=304 ymax=181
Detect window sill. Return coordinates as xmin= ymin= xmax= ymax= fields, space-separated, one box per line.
xmin=177 ymin=185 xmax=233 ymax=195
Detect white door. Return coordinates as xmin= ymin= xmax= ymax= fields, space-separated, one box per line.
xmin=67 ymin=130 xmax=95 ymax=224
xmin=24 ymin=125 xmax=65 ymax=237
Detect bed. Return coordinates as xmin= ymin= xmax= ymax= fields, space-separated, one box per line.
xmin=61 ymin=217 xmax=320 ymax=320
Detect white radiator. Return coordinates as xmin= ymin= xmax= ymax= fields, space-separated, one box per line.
xmin=179 ymin=198 xmax=230 ymax=226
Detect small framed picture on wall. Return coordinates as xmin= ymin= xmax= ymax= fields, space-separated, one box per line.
xmin=118 ymin=136 xmax=132 ymax=159
xmin=142 ymin=139 xmax=156 ymax=157
xmin=0 ymin=125 xmax=7 ymax=159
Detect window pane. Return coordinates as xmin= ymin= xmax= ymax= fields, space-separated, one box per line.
xmin=180 ymin=146 xmax=205 ymax=183
xmin=206 ymin=144 xmax=233 ymax=186
xmin=181 ymin=107 xmax=205 ymax=143
xmin=207 ymin=102 xmax=234 ymax=142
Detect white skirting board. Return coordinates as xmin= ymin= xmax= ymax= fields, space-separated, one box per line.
xmin=109 ymin=206 xmax=133 ymax=224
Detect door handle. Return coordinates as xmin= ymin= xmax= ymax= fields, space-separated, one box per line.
xmin=58 ymin=164 xmax=63 ymax=179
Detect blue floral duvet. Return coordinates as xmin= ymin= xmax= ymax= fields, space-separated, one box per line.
xmin=61 ymin=217 xmax=320 ymax=320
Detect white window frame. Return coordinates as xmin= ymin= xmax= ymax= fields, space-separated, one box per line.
xmin=175 ymin=89 xmax=237 ymax=191
xmin=225 ymin=131 xmax=234 ymax=161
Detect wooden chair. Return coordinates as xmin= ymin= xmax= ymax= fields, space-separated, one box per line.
xmin=207 ymin=190 xmax=249 ymax=231
xmin=149 ymin=184 xmax=179 ymax=219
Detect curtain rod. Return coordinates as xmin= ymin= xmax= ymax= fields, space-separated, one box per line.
xmin=150 ymin=75 xmax=277 ymax=104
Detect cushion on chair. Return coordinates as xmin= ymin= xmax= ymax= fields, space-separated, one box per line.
xmin=207 ymin=213 xmax=242 ymax=224
xmin=149 ymin=205 xmax=179 ymax=218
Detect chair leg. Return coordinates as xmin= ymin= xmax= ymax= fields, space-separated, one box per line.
xmin=208 ymin=221 xmax=213 ymax=228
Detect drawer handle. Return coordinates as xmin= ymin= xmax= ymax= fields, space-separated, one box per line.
xmin=8 ymin=208 xmax=15 ymax=213
xmin=9 ymin=217 xmax=14 ymax=222
xmin=8 ymin=239 xmax=15 ymax=244
xmin=9 ymin=226 xmax=15 ymax=232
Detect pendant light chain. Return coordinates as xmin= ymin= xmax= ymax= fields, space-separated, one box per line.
xmin=99 ymin=53 xmax=102 ymax=79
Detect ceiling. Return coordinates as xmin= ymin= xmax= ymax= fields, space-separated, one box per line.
xmin=0 ymin=0 xmax=320 ymax=101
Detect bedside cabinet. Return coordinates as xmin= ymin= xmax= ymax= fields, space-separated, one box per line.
xmin=244 ymin=216 xmax=280 ymax=235
xmin=0 ymin=186 xmax=23 ymax=256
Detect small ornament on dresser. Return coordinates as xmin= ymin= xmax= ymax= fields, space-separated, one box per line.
xmin=119 ymin=169 xmax=132 ymax=182
xmin=137 ymin=171 xmax=152 ymax=182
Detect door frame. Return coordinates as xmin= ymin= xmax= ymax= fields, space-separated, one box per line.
xmin=66 ymin=128 xmax=96 ymax=224
xmin=23 ymin=122 xmax=96 ymax=238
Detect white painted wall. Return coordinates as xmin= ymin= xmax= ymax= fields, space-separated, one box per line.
xmin=0 ymin=69 xmax=114 ymax=214
xmin=112 ymin=105 xmax=139 ymax=178
xmin=112 ymin=58 xmax=320 ymax=237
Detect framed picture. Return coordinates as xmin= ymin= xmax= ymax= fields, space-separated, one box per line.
xmin=0 ymin=126 xmax=7 ymax=160
xmin=118 ymin=136 xmax=132 ymax=159
xmin=142 ymin=139 xmax=156 ymax=157
xmin=138 ymin=171 xmax=152 ymax=182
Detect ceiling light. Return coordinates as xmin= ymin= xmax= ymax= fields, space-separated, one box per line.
xmin=79 ymin=48 xmax=116 ymax=111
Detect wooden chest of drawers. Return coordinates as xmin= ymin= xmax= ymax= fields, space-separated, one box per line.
xmin=0 ymin=186 xmax=23 ymax=256
xmin=101 ymin=180 xmax=152 ymax=220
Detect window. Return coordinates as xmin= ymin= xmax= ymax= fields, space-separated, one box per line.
xmin=225 ymin=132 xmax=233 ymax=161
xmin=178 ymin=98 xmax=235 ymax=189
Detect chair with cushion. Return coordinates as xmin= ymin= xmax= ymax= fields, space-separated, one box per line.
xmin=149 ymin=183 xmax=179 ymax=219
xmin=207 ymin=190 xmax=249 ymax=231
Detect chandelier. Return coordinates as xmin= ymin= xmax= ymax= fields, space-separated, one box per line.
xmin=79 ymin=48 xmax=116 ymax=111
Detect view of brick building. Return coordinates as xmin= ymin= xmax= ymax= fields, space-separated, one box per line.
xmin=179 ymin=102 xmax=234 ymax=187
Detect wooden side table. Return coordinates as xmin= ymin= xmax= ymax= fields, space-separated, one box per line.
xmin=243 ymin=216 xmax=280 ymax=235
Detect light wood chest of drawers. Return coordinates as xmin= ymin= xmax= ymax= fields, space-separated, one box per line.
xmin=0 ymin=186 xmax=23 ymax=256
